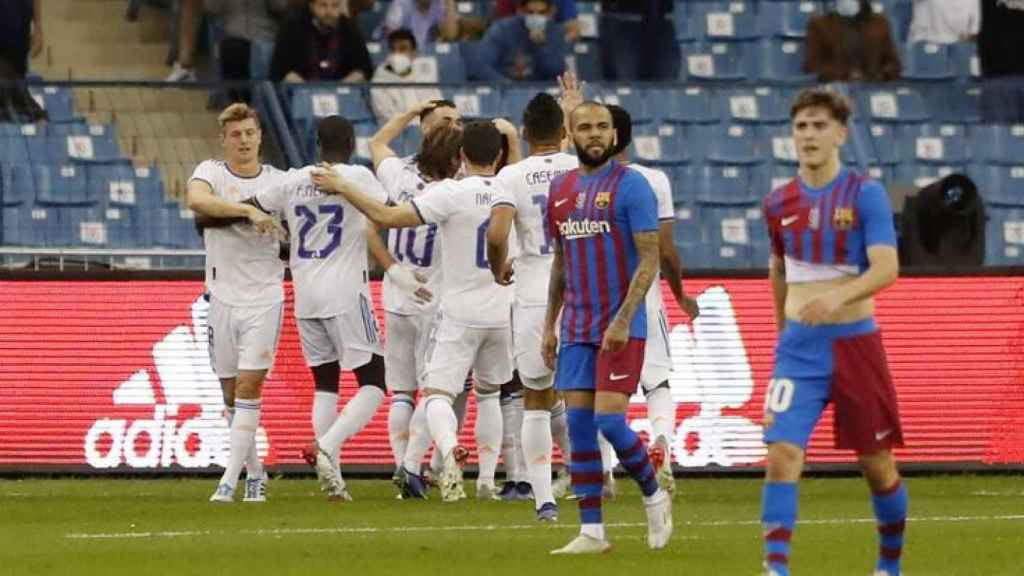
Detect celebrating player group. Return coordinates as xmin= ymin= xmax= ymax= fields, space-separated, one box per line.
xmin=185 ymin=72 xmax=908 ymax=574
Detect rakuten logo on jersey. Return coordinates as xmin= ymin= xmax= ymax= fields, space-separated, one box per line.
xmin=83 ymin=296 xmax=269 ymax=469
xmin=627 ymin=286 xmax=766 ymax=468
xmin=558 ymin=218 xmax=611 ymax=239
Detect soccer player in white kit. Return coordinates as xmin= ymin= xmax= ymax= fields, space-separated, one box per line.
xmin=487 ymin=92 xmax=580 ymax=521
xmin=185 ymin=103 xmax=286 ymax=503
xmin=253 ymin=116 xmax=397 ymax=501
xmin=602 ymin=104 xmax=700 ymax=496
xmin=313 ymin=122 xmax=515 ymax=502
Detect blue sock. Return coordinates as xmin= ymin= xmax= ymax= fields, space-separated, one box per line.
xmin=762 ymin=482 xmax=798 ymax=576
xmin=872 ymin=480 xmax=908 ymax=576
xmin=566 ymin=407 xmax=602 ymax=526
xmin=594 ymin=412 xmax=658 ymax=497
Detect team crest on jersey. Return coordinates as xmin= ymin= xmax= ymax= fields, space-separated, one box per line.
xmin=595 ymin=192 xmax=611 ymax=209
xmin=833 ymin=207 xmax=854 ymax=230
xmin=808 ymin=207 xmax=820 ymax=230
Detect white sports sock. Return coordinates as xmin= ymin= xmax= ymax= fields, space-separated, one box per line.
xmin=319 ymin=386 xmax=385 ymax=454
xmin=598 ymin=431 xmax=616 ymax=474
xmin=581 ymin=523 xmax=605 ymax=541
xmin=312 ymin=391 xmax=340 ymax=477
xmin=474 ymin=391 xmax=502 ymax=487
xmin=645 ymin=386 xmax=676 ymax=447
xmin=388 ymin=394 xmax=416 ymax=468
xmin=225 ymin=407 xmax=262 ymax=478
xmin=500 ymin=393 xmax=524 ymax=483
xmin=550 ymin=399 xmax=571 ymax=462
xmin=219 ymin=398 xmax=260 ymax=489
xmin=522 ymin=410 xmax=553 ymax=507
xmin=453 ymin=387 xmax=470 ymax=430
xmin=425 ymin=395 xmax=458 ymax=460
xmin=402 ymin=400 xmax=432 ymax=474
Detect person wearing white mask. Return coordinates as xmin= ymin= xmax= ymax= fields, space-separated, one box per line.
xmin=371 ymin=29 xmax=444 ymax=125
xmin=467 ymin=0 xmax=569 ymax=82
xmin=804 ymin=0 xmax=902 ymax=82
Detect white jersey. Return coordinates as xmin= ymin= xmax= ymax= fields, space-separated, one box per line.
xmin=190 ymin=160 xmax=286 ymax=307
xmin=376 ymin=156 xmax=443 ymax=316
xmin=493 ymin=152 xmax=579 ymax=307
xmin=629 ymin=163 xmax=676 ymax=317
xmin=255 ymin=164 xmax=387 ymax=319
xmin=412 ymin=175 xmax=513 ymax=328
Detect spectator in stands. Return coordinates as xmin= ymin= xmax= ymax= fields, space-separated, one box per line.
xmin=467 ymin=0 xmax=568 ymax=82
xmin=205 ymin=0 xmax=289 ymax=101
xmin=377 ymin=0 xmax=459 ymax=48
xmin=0 ymin=59 xmax=46 ymax=123
xmin=978 ymin=0 xmax=1024 ymax=122
xmin=491 ymin=0 xmax=580 ymax=42
xmin=598 ymin=0 xmax=678 ymax=81
xmin=0 ymin=0 xmax=43 ymax=79
xmin=371 ymin=29 xmax=443 ymax=124
xmin=166 ymin=0 xmax=202 ymax=81
xmin=271 ymin=0 xmax=374 ymax=82
xmin=804 ymin=0 xmax=901 ymax=82
xmin=909 ymin=0 xmax=980 ymax=44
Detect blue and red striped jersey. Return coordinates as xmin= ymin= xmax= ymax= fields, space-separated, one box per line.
xmin=546 ymin=161 xmax=659 ymax=344
xmin=763 ymin=168 xmax=897 ymax=273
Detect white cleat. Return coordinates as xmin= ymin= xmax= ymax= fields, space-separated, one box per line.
xmin=440 ymin=446 xmax=468 ymax=503
xmin=209 ymin=483 xmax=235 ymax=503
xmin=650 ymin=438 xmax=675 ymax=496
xmin=550 ymin=533 xmax=612 ymax=555
xmin=552 ymin=468 xmax=572 ymax=499
xmin=242 ymin=475 xmax=267 ymax=502
xmin=645 ymin=489 xmax=673 ymax=550
xmin=476 ymin=483 xmax=501 ymax=501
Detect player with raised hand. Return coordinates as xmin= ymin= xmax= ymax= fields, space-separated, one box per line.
xmin=313 ymin=121 xmax=516 ymax=503
xmin=607 ymin=104 xmax=700 ymax=495
xmin=543 ymin=102 xmax=672 ymax=554
xmin=186 ymin=103 xmax=286 ymax=504
xmin=486 ymin=91 xmax=579 ymax=521
xmin=760 ymin=88 xmax=906 ymax=576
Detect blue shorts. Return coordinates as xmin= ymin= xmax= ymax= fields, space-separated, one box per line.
xmin=763 ymin=318 xmax=904 ymax=452
xmin=554 ymin=340 xmax=645 ymax=394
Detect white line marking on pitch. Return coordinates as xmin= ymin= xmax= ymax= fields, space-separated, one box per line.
xmin=64 ymin=515 xmax=1024 ymax=541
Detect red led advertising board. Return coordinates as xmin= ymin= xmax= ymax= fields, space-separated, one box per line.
xmin=0 ymin=277 xmax=1021 ymax=472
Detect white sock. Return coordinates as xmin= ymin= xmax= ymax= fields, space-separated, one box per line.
xmin=219 ymin=398 xmax=260 ymax=489
xmin=550 ymin=399 xmax=571 ymax=462
xmin=226 ymin=407 xmax=263 ymax=478
xmin=474 ymin=391 xmax=502 ymax=487
xmin=388 ymin=394 xmax=416 ymax=468
xmin=429 ymin=440 xmax=443 ymax=476
xmin=402 ymin=400 xmax=432 ymax=473
xmin=319 ymin=386 xmax=385 ymax=455
xmin=581 ymin=523 xmax=605 ymax=541
xmin=425 ymin=395 xmax=458 ymax=459
xmin=522 ymin=410 xmax=553 ymax=507
xmin=645 ymin=386 xmax=676 ymax=447
xmin=312 ymin=391 xmax=340 ymax=477
xmin=433 ymin=388 xmax=470 ymax=475
xmin=598 ymin=432 xmax=616 ymax=474
xmin=500 ymin=392 xmax=524 ymax=483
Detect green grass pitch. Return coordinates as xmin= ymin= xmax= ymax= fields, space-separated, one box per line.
xmin=2 ymin=475 xmax=1022 ymax=575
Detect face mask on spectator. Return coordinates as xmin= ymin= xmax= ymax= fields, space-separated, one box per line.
xmin=835 ymin=0 xmax=861 ymax=17
xmin=389 ymin=53 xmax=413 ymax=75
xmin=524 ymin=14 xmax=549 ymax=35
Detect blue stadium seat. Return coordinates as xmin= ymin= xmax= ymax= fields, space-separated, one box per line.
xmin=679 ymin=42 xmax=755 ymax=82
xmin=350 ymin=122 xmax=379 ymax=167
xmin=902 ymin=123 xmax=968 ymax=165
xmin=132 ymin=165 xmax=164 ymax=209
xmin=895 ymin=163 xmax=967 ymax=191
xmin=576 ymin=2 xmax=600 ymax=40
xmin=27 ymin=86 xmax=74 ymax=122
xmin=758 ymin=0 xmax=823 ymax=39
xmin=874 ymin=0 xmax=913 ymax=44
xmin=674 ymin=1 xmax=699 ymax=42
xmin=901 ymin=43 xmax=954 ymax=82
xmin=60 ymin=207 xmax=108 ymax=247
xmin=87 ymin=161 xmax=138 ymax=208
xmin=594 ymin=85 xmax=649 ymax=123
xmin=25 ymin=134 xmax=64 ymax=164
xmin=0 ymin=163 xmax=33 ymax=206
xmin=951 ymin=41 xmax=981 ymax=81
xmin=758 ymin=124 xmax=799 ymax=166
xmin=671 ymin=202 xmax=707 ymax=267
xmin=422 ymin=42 xmax=466 ymax=82
xmin=442 ymin=85 xmax=502 ymax=118
xmin=693 ymin=164 xmax=764 ymax=204
xmin=985 ymin=206 xmax=1024 ymax=265
xmin=658 ymin=86 xmax=719 ymax=124
xmin=689 ymin=1 xmax=760 ymax=42
xmin=356 ymin=2 xmax=388 ymax=39
xmin=2 ymin=206 xmax=48 ymax=246
xmin=967 ymin=163 xmax=1024 ymax=207
xmin=866 ymin=163 xmax=898 ymax=187
xmin=757 ymin=38 xmax=815 ymax=83
xmin=927 ymin=84 xmax=982 ymax=125
xmin=453 ymin=0 xmax=484 ymax=18
xmin=503 ymin=86 xmax=558 ymax=122
xmin=569 ymin=41 xmax=602 ymax=82
xmin=700 ymin=205 xmax=760 ymax=269
xmin=749 ymin=215 xmax=771 ymax=268
xmin=289 ymin=85 xmax=374 ymax=125
xmin=860 ymin=87 xmax=930 ymax=123
xmin=696 ymin=124 xmax=760 ymax=165
xmin=663 ymin=165 xmax=696 ymax=204
xmin=968 ymin=124 xmax=1024 ymax=164
xmin=720 ymin=87 xmax=789 ymax=124
xmin=766 ymin=162 xmax=798 ymax=191
xmin=0 ymin=133 xmax=30 ymax=163
xmin=153 ymin=205 xmax=201 ymax=249
xmin=103 ymin=205 xmax=139 ymax=248
xmin=866 ymin=123 xmax=903 ymax=165
xmin=632 ymin=125 xmax=689 ymax=166
xmin=34 ymin=164 xmax=91 ymax=206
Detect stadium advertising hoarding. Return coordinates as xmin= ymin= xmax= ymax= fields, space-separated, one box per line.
xmin=0 ymin=277 xmax=1021 ymax=473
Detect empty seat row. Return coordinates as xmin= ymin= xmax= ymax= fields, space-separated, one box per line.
xmin=0 ymin=161 xmax=166 ymax=208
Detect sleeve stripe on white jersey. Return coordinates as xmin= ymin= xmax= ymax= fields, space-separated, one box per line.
xmin=189 ymin=176 xmax=214 ymax=188
xmin=492 ymin=201 xmax=516 ymax=209
xmin=409 ymin=199 xmax=427 ymax=225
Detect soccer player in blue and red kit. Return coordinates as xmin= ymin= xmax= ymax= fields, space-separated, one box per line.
xmin=760 ymin=89 xmax=907 ymax=576
xmin=542 ymin=102 xmax=673 ymax=555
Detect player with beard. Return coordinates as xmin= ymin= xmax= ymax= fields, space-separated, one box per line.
xmin=543 ymin=102 xmax=672 ymax=554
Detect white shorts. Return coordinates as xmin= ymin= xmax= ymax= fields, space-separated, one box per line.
xmin=640 ymin=302 xmax=672 ymax=392
xmin=423 ymin=316 xmax=513 ymax=396
xmin=207 ymin=295 xmax=283 ymax=379
xmin=297 ymin=294 xmax=383 ymax=369
xmin=384 ymin=310 xmax=436 ymax=394
xmin=512 ymin=304 xmax=552 ymax=385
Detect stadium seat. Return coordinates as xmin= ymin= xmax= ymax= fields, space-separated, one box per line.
xmin=756 ymin=38 xmax=815 ymax=83
xmin=674 ymin=1 xmax=699 ymax=42
xmin=289 ymin=85 xmax=374 ymax=126
xmin=696 ymin=124 xmax=760 ymax=165
xmin=866 ymin=123 xmax=903 ymax=165
xmin=693 ymin=163 xmax=764 ymax=204
xmin=700 ymin=205 xmax=761 ymax=269
xmin=503 ymin=86 xmax=557 ymax=122
xmin=594 ymin=85 xmax=649 ymax=124
xmin=132 ymin=164 xmax=165 ymax=209
xmin=2 ymin=205 xmax=51 ymax=246
xmin=689 ymin=1 xmax=759 ymax=42
xmin=576 ymin=2 xmax=600 ymax=40
xmin=749 ymin=215 xmax=771 ymax=268
xmin=930 ymin=85 xmax=982 ymax=125
xmin=902 ymin=123 xmax=968 ymax=165
xmin=865 ymin=163 xmax=897 ymax=187
xmin=356 ymin=2 xmax=388 ymax=39
xmin=679 ymin=42 xmax=755 ymax=82
xmin=423 ymin=43 xmax=466 ymax=82
xmin=26 ymin=86 xmax=75 ymax=122
xmin=895 ymin=163 xmax=967 ymax=191
xmin=87 ymin=161 xmax=138 ymax=208
xmin=968 ymin=124 xmax=1024 ymax=165
xmin=443 ymin=85 xmax=502 ymax=119
xmin=671 ymin=201 xmax=707 ymax=267
xmin=758 ymin=124 xmax=799 ymax=166
xmin=34 ymin=164 xmax=91 ymax=206
xmin=951 ymin=41 xmax=981 ymax=81
xmin=658 ymin=86 xmax=719 ymax=125
xmin=966 ymin=163 xmax=1024 ymax=207
xmin=720 ymin=87 xmax=789 ymax=124
xmin=153 ymin=205 xmax=201 ymax=249
xmin=350 ymin=122 xmax=379 ymax=167
xmin=901 ymin=43 xmax=954 ymax=82
xmin=453 ymin=0 xmax=484 ymax=19
xmin=0 ymin=164 xmax=33 ymax=206
xmin=663 ymin=165 xmax=697 ymax=204
xmin=985 ymin=206 xmax=1024 ymax=265
xmin=632 ymin=125 xmax=689 ymax=166
xmin=757 ymin=0 xmax=823 ymax=39
xmin=860 ymin=87 xmax=930 ymax=123
xmin=0 ymin=133 xmax=30 ymax=164
xmin=569 ymin=41 xmax=602 ymax=82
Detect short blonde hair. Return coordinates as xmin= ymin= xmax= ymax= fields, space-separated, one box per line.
xmin=218 ymin=103 xmax=261 ymax=130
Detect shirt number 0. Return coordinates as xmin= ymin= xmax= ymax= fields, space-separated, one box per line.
xmin=766 ymin=378 xmax=795 ymax=413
